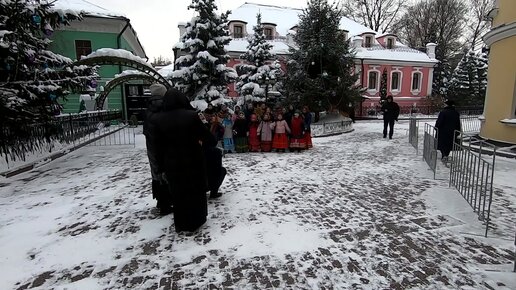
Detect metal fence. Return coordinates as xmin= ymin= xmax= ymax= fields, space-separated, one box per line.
xmin=408 ymin=117 xmax=419 ymax=151
xmin=423 ymin=123 xmax=439 ymax=179
xmin=1 ymin=111 xmax=123 ymax=167
xmin=87 ymin=123 xmax=136 ymax=147
xmin=312 ymin=119 xmax=354 ymax=137
xmin=449 ymin=132 xmax=495 ymax=237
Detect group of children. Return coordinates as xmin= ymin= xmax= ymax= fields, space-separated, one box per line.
xmin=199 ymin=102 xmax=314 ymax=153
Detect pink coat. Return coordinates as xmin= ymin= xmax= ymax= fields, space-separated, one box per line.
xmin=271 ymin=120 xmax=291 ymax=134
xmin=258 ymin=121 xmax=274 ymax=142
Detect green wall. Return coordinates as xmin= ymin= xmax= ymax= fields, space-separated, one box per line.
xmin=49 ymin=30 xmax=140 ymax=114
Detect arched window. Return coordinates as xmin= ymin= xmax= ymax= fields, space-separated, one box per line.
xmin=391 ymin=71 xmax=401 ymax=91
xmin=368 ymin=71 xmax=378 ymax=90
xmin=411 ymin=72 xmax=422 ymax=91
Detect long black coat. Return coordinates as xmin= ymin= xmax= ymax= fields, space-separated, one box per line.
xmin=147 ymin=89 xmax=216 ymax=232
xmin=143 ymin=96 xmax=163 ymax=182
xmin=381 ymin=101 xmax=400 ymax=121
xmin=435 ymin=106 xmax=461 ymax=152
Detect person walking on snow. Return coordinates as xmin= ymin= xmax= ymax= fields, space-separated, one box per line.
xmin=435 ymin=99 xmax=461 ymax=161
xmin=380 ymin=95 xmax=400 ymax=139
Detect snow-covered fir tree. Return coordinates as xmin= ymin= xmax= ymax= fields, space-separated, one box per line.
xmin=0 ymin=0 xmax=97 ymax=127
xmin=236 ymin=13 xmax=282 ymax=105
xmin=446 ymin=49 xmax=488 ymax=106
xmin=379 ymin=68 xmax=388 ymax=101
xmin=283 ymin=0 xmax=361 ymax=112
xmin=172 ymin=0 xmax=237 ymax=104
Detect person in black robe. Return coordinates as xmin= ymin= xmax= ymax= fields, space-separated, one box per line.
xmin=147 ymin=88 xmax=217 ymax=232
xmin=143 ymin=84 xmax=171 ymax=215
xmin=435 ymin=100 xmax=461 ymax=160
xmin=380 ymin=95 xmax=400 ymax=139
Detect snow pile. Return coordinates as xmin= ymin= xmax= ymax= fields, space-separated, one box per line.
xmin=81 ymin=48 xmax=152 ymax=68
xmin=114 ymin=70 xmax=148 ymax=78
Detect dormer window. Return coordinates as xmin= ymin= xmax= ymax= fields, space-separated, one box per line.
xmin=364 ymin=36 xmax=372 ymax=48
xmin=234 ymin=25 xmax=244 ymax=38
xmin=387 ymin=38 xmax=395 ymax=49
xmin=264 ymin=28 xmax=273 ymax=40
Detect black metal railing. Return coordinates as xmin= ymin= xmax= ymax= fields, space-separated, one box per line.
xmin=423 ymin=123 xmax=438 ymax=179
xmin=0 ymin=110 xmax=122 ymax=168
xmin=449 ymin=132 xmax=496 ymax=237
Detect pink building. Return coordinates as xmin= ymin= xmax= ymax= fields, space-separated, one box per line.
xmin=173 ymin=3 xmax=438 ymax=109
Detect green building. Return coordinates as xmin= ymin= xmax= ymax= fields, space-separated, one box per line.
xmin=49 ymin=0 xmax=148 ymax=117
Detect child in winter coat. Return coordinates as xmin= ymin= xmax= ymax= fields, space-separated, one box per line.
xmin=233 ymin=111 xmax=249 ymax=153
xmin=222 ymin=115 xmax=235 ymax=153
xmin=257 ymin=113 xmax=274 ymax=152
xmin=290 ymin=110 xmax=306 ymax=152
xmin=271 ymin=113 xmax=291 ymax=152
xmin=302 ymin=106 xmax=313 ymax=148
xmin=210 ymin=115 xmax=224 ymax=150
xmin=248 ymin=114 xmax=261 ymax=152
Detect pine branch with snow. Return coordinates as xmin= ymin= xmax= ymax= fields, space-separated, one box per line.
xmin=1 ymin=0 xmax=97 ymax=128
xmin=236 ymin=13 xmax=282 ymax=105
xmin=171 ymin=0 xmax=237 ymax=103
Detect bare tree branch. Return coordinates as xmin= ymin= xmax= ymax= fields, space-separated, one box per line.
xmin=342 ymin=0 xmax=409 ymax=32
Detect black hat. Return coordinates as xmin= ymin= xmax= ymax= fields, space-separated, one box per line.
xmin=444 ymin=99 xmax=455 ymax=106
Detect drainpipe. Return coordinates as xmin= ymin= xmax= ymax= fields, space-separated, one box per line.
xmin=117 ymin=19 xmax=130 ymax=121
xmin=360 ymin=58 xmax=365 ymax=117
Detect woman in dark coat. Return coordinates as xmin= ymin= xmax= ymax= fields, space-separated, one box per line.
xmin=435 ymin=100 xmax=461 ymax=160
xmin=147 ymin=88 xmax=217 ymax=232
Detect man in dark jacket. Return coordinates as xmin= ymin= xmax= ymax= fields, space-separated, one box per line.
xmin=147 ymin=88 xmax=217 ymax=232
xmin=435 ymin=100 xmax=461 ymax=160
xmin=380 ymin=95 xmax=400 ymax=139
xmin=143 ymin=84 xmax=170 ymax=215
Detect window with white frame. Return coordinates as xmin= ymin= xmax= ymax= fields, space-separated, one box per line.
xmin=391 ymin=71 xmax=401 ymax=91
xmin=411 ymin=72 xmax=422 ymax=91
xmin=368 ymin=71 xmax=378 ymax=90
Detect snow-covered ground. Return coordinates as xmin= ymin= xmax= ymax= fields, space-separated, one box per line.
xmin=0 ymin=121 xmax=514 ymax=289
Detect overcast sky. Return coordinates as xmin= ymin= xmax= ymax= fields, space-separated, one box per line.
xmin=86 ymin=0 xmax=305 ymax=61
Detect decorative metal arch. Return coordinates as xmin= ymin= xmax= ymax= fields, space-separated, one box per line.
xmin=74 ymin=55 xmax=173 ymax=110
xmin=95 ymin=73 xmax=161 ymax=110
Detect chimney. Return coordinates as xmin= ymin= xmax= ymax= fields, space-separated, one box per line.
xmin=178 ymin=22 xmax=187 ymax=41
xmin=353 ymin=36 xmax=363 ymax=48
xmin=426 ymin=43 xmax=437 ymax=59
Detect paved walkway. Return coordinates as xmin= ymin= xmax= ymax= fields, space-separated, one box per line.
xmin=0 ymin=121 xmax=514 ymax=289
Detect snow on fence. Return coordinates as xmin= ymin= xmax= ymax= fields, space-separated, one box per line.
xmin=311 ymin=119 xmax=354 ymax=137
xmin=0 ymin=111 xmax=126 ymax=175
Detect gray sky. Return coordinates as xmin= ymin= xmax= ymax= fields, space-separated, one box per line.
xmin=86 ymin=0 xmax=305 ymax=61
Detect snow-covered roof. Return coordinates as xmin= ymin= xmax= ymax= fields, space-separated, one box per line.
xmin=228 ymin=3 xmax=375 ymax=37
xmin=52 ymin=0 xmax=126 ymax=19
xmin=226 ymin=39 xmax=291 ymax=55
xmin=355 ymin=46 xmax=438 ymax=63
xmin=81 ymin=48 xmax=151 ymax=68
